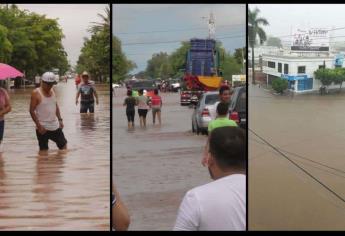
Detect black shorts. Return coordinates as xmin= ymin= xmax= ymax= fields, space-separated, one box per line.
xmin=138 ymin=109 xmax=148 ymax=118
xmin=126 ymin=110 xmax=135 ymax=122
xmin=36 ymin=128 xmax=67 ymax=150
xmin=80 ymin=101 xmax=95 ymax=113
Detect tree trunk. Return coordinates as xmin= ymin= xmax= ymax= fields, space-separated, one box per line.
xmin=251 ymin=45 xmax=255 ymax=84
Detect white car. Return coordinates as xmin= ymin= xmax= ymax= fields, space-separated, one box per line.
xmin=113 ymin=83 xmax=120 ymax=88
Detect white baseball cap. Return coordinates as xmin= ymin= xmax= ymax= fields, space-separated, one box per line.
xmin=82 ymin=71 xmax=89 ymax=77
xmin=41 ymin=72 xmax=57 ymax=84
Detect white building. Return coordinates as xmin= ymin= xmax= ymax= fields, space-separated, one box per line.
xmin=262 ymin=51 xmax=337 ymax=92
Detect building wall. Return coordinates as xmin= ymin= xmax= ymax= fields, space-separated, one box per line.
xmin=262 ymin=54 xmax=343 ymax=92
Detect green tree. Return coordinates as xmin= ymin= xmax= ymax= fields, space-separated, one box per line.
xmin=0 ymin=4 xmax=69 ymax=79
xmin=266 ymin=36 xmax=282 ymax=48
xmin=248 ymin=7 xmax=269 ymax=84
xmin=272 ymin=77 xmax=288 ymax=94
xmin=112 ymin=35 xmax=136 ymax=82
xmin=145 ymin=52 xmax=169 ymax=79
xmin=314 ymin=68 xmax=333 ymax=87
xmin=77 ymin=6 xmax=110 ymax=83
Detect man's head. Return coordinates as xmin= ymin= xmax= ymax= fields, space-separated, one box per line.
xmin=219 ymin=85 xmax=231 ymax=103
xmin=138 ymin=89 xmax=144 ymax=96
xmin=41 ymin=72 xmax=57 ymax=92
xmin=81 ymin=71 xmax=89 ymax=83
xmin=205 ymin=126 xmax=246 ymax=179
xmin=216 ymin=102 xmax=229 ymax=117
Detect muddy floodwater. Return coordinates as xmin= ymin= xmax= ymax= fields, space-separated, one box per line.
xmin=113 ymin=88 xmax=210 ymax=230
xmin=249 ymin=84 xmax=345 ymax=230
xmin=0 ymin=81 xmax=110 ymax=230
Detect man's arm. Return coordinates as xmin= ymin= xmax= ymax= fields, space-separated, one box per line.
xmin=56 ymin=102 xmax=63 ymax=129
xmin=29 ymin=90 xmax=46 ymax=134
xmin=93 ymin=87 xmax=99 ymax=105
xmin=113 ymin=186 xmax=130 ymax=231
xmin=76 ymin=90 xmax=81 ymax=105
xmin=173 ymin=190 xmax=200 ymax=231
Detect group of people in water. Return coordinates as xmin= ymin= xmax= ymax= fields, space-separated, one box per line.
xmin=0 ymin=70 xmax=98 ymax=156
xmin=123 ymin=88 xmax=163 ymax=129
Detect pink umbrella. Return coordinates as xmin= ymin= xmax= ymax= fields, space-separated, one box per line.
xmin=0 ymin=63 xmax=24 ymax=80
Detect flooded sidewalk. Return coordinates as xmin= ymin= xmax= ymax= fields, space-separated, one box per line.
xmin=113 ymin=88 xmax=210 ymax=230
xmin=0 ymin=81 xmax=110 ymax=230
xmin=249 ymin=84 xmax=345 ymax=230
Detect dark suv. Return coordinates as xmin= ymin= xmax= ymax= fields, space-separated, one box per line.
xmin=229 ymin=86 xmax=246 ymax=129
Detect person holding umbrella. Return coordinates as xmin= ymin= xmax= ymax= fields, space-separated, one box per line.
xmin=0 ymin=63 xmax=21 ymax=153
xmin=0 ymin=87 xmax=11 ymax=153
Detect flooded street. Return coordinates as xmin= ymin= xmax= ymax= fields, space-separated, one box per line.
xmin=113 ymin=88 xmax=210 ymax=230
xmin=249 ymin=84 xmax=345 ymax=230
xmin=0 ymin=81 xmax=110 ymax=230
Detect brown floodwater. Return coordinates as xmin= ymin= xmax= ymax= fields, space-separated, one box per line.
xmin=113 ymin=88 xmax=210 ymax=230
xmin=249 ymin=83 xmax=345 ymax=230
xmin=0 ymin=81 xmax=110 ymax=230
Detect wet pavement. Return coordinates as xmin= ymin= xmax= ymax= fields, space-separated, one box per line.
xmin=113 ymin=88 xmax=210 ymax=230
xmin=0 ymin=81 xmax=110 ymax=230
xmin=249 ymin=83 xmax=345 ymax=230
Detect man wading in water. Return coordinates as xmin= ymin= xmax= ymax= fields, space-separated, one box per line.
xmin=29 ymin=72 xmax=67 ymax=155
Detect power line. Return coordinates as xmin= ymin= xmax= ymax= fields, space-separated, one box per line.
xmin=122 ymin=34 xmax=245 ymax=46
xmin=249 ymin=128 xmax=345 ymax=204
xmin=115 ymin=23 xmax=245 ymax=35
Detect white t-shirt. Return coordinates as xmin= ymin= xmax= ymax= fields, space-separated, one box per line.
xmin=209 ymin=101 xmax=230 ymax=120
xmin=173 ymin=174 xmax=246 ymax=231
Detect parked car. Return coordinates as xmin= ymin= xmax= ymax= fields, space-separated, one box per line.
xmin=131 ymin=80 xmax=157 ymax=98
xmin=191 ymin=91 xmax=219 ymax=135
xmin=229 ymin=86 xmax=246 ymax=129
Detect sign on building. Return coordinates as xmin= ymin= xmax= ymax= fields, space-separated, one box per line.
xmin=291 ymin=28 xmax=329 ymax=51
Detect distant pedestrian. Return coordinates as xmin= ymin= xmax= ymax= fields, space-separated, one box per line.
xmin=174 ymin=126 xmax=246 ymax=231
xmin=151 ymin=89 xmax=162 ymax=125
xmin=137 ymin=89 xmax=149 ymax=128
xmin=29 ymin=72 xmax=67 ymax=155
xmin=113 ymin=183 xmax=130 ymax=231
xmin=0 ymin=87 xmax=11 ymax=153
xmin=76 ymin=71 xmax=99 ymax=114
xmin=123 ymin=89 xmax=137 ymax=129
xmin=34 ymin=74 xmax=41 ymax=88
xmin=75 ymin=74 xmax=81 ymax=89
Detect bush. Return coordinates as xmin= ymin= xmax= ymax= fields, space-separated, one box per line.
xmin=272 ymin=77 xmax=288 ymax=94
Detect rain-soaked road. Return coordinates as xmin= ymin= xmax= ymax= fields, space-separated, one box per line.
xmin=249 ymin=84 xmax=345 ymax=230
xmin=0 ymin=81 xmax=110 ymax=230
xmin=113 ymin=88 xmax=210 ymax=230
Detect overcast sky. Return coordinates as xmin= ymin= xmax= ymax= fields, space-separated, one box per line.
xmin=114 ymin=4 xmax=246 ymax=74
xmin=17 ymin=4 xmax=108 ymax=67
xmin=249 ymin=4 xmax=345 ymax=46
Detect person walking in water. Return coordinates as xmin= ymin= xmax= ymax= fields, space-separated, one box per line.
xmin=29 ymin=72 xmax=67 ymax=155
xmin=123 ymin=89 xmax=137 ymax=129
xmin=151 ymin=89 xmax=162 ymax=125
xmin=75 ymin=71 xmax=99 ymax=114
xmin=0 ymin=86 xmax=11 ymax=153
xmin=136 ymin=89 xmax=149 ymax=128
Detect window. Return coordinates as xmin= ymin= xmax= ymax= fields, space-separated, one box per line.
xmin=319 ymin=65 xmax=325 ymax=69
xmin=298 ymin=66 xmax=306 ymax=74
xmin=278 ymin=63 xmax=282 ymax=73
xmin=284 ymin=64 xmax=289 ymax=74
xmin=268 ymin=61 xmax=275 ymax=68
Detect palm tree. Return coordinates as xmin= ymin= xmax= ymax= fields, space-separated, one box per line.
xmin=248 ymin=7 xmax=269 ymax=84
xmin=88 ymin=6 xmax=110 ymax=35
